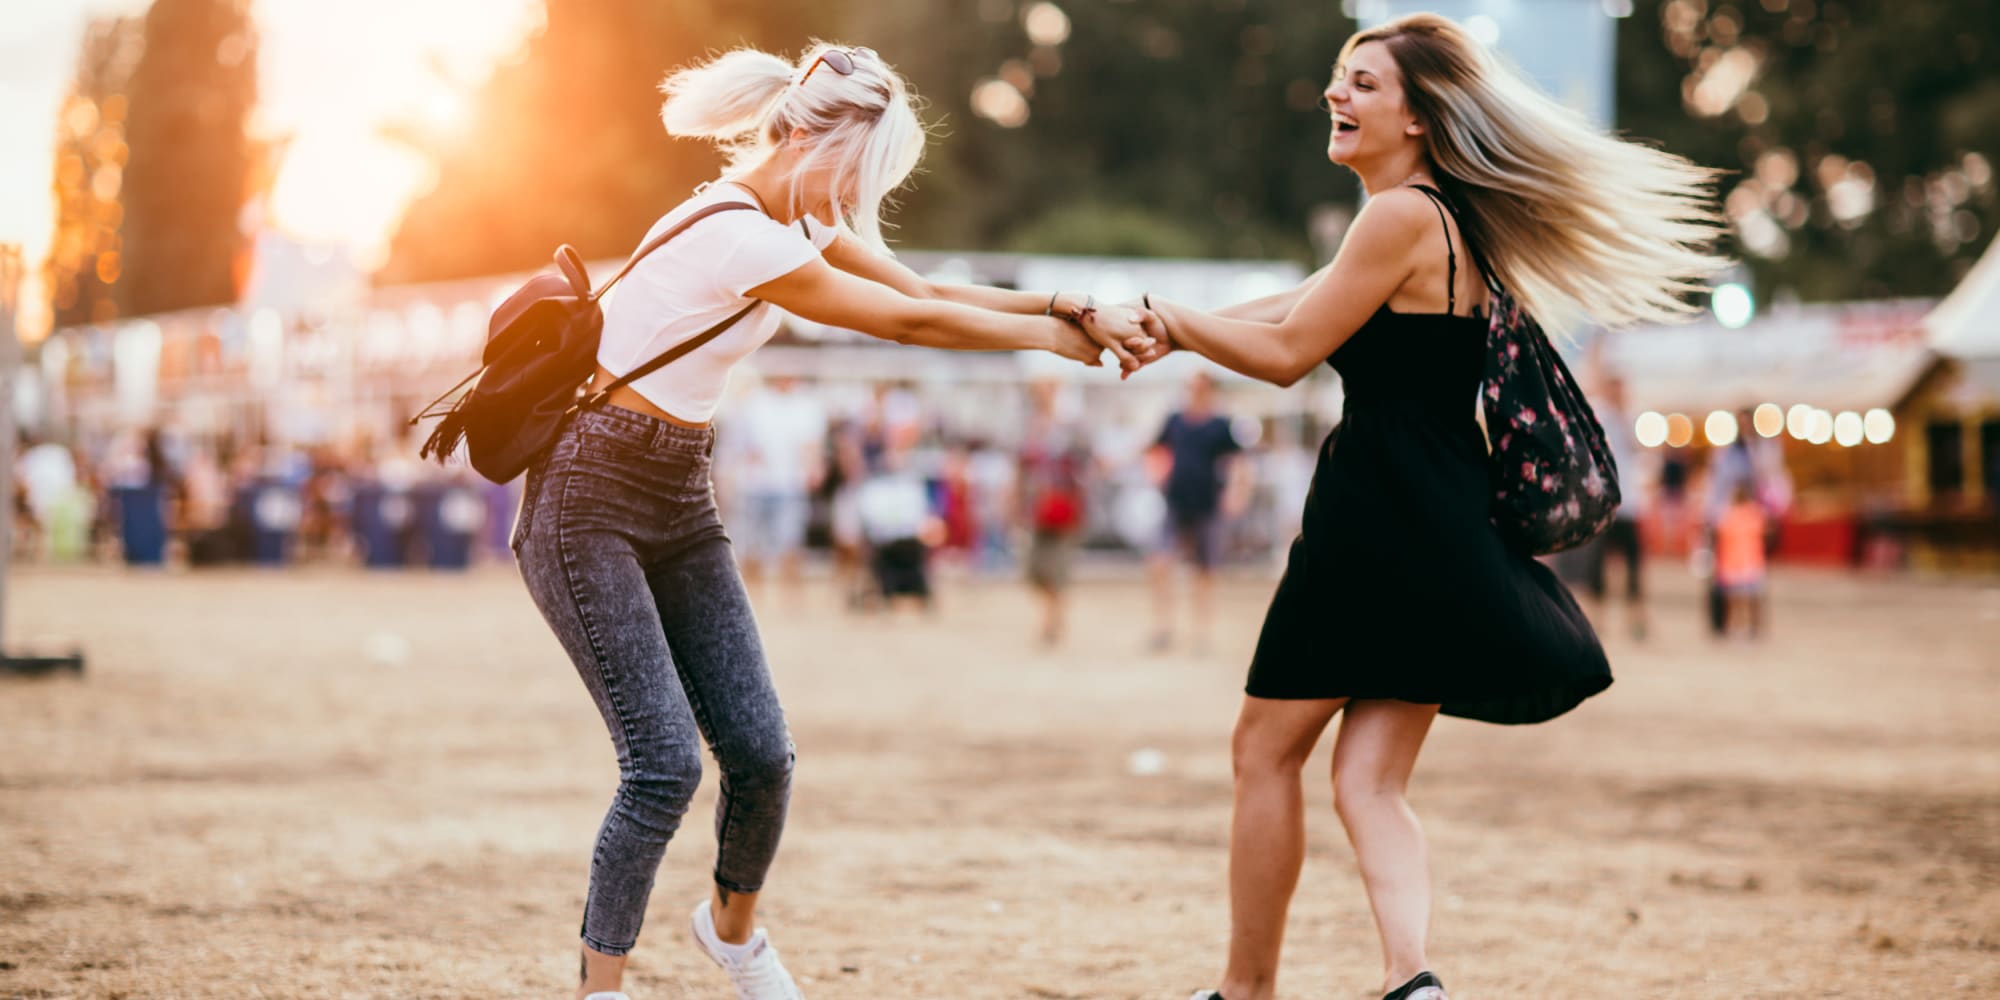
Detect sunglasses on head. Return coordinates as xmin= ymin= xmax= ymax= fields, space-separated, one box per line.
xmin=800 ymin=46 xmax=877 ymax=85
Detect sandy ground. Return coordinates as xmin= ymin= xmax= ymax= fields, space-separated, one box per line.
xmin=2 ymin=559 xmax=1997 ymax=999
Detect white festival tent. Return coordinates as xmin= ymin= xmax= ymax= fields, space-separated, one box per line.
xmin=1923 ymin=234 xmax=2000 ymax=408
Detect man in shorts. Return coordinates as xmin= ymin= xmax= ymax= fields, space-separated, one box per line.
xmin=1148 ymin=372 xmax=1240 ymax=654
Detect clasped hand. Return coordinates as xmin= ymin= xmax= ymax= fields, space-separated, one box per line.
xmin=1054 ymin=300 xmax=1175 ymax=378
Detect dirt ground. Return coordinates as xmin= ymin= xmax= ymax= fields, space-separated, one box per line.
xmin=2 ymin=560 xmax=1996 ymax=999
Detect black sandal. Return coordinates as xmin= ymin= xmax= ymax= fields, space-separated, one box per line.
xmin=1383 ymin=970 xmax=1447 ymax=1000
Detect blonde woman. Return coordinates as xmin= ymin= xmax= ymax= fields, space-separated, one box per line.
xmin=1107 ymin=14 xmax=1725 ymax=1000
xmin=513 ymin=43 xmax=1147 ymax=1000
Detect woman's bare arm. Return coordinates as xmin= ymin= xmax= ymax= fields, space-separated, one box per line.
xmin=748 ymin=257 xmax=1153 ymax=367
xmin=819 ymin=230 xmax=1140 ymax=367
xmin=1132 ymin=192 xmax=1429 ymax=387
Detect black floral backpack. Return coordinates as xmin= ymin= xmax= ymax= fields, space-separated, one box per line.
xmin=1478 ymin=288 xmax=1622 ymax=554
xmin=1410 ymin=186 xmax=1622 ymax=554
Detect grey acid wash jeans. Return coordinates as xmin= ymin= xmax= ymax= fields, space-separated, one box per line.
xmin=513 ymin=404 xmax=794 ymax=957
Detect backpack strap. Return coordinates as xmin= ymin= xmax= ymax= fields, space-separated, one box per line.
xmin=570 ymin=201 xmax=769 ymax=414
xmin=590 ymin=201 xmax=758 ymax=303
xmin=572 ymin=298 xmax=759 ymax=414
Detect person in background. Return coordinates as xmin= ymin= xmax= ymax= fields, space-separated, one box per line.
xmin=935 ymin=443 xmax=978 ymax=562
xmin=1657 ymin=449 xmax=1692 ymax=554
xmin=966 ymin=436 xmax=1018 ymax=575
xmin=1585 ymin=375 xmax=1651 ymax=639
xmin=1715 ymin=481 xmax=1769 ymax=638
xmin=1017 ymin=379 xmax=1092 ymax=647
xmin=823 ymin=414 xmax=872 ymax=611
xmin=855 ymin=444 xmax=934 ymax=611
xmin=1701 ymin=413 xmax=1789 ymax=635
xmin=1148 ymin=371 xmax=1241 ymax=654
xmin=729 ymin=374 xmax=827 ymax=606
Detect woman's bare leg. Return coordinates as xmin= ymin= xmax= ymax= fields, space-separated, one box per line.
xmin=1330 ymin=699 xmax=1442 ymax=993
xmin=1214 ymin=695 xmax=1346 ymax=1000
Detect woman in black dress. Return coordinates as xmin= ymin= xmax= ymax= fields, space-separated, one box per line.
xmin=1106 ymin=14 xmax=1725 ymax=1000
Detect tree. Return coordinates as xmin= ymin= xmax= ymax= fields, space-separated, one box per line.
xmin=879 ymin=0 xmax=1357 ymax=262
xmin=383 ymin=0 xmax=1354 ymax=277
xmin=1616 ymin=0 xmax=2000 ymax=302
xmin=386 ymin=0 xmax=1998 ymax=290
xmin=118 ymin=0 xmax=258 ymax=317
xmin=378 ymin=0 xmax=840 ymax=285
xmin=43 ymin=17 xmax=145 ymax=329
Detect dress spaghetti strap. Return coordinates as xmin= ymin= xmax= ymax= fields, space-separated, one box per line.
xmin=1409 ymin=184 xmax=1462 ymax=317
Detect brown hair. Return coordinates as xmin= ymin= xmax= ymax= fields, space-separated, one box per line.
xmin=1335 ymin=14 xmax=1728 ymax=332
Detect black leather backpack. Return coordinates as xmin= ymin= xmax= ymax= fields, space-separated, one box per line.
xmin=411 ymin=202 xmax=758 ymax=483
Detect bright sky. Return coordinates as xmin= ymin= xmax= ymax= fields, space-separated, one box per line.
xmin=0 ymin=0 xmax=540 ymax=339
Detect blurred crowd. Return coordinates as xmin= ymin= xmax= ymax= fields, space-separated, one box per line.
xmin=10 ymin=423 xmax=502 ymax=570
xmin=5 ymin=375 xmax=1320 ymax=587
xmin=11 ymin=370 xmax=1800 ymax=644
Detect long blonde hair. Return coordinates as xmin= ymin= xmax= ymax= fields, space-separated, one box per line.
xmin=658 ymin=43 xmax=926 ymax=252
xmin=1343 ymin=14 xmax=1728 ymax=333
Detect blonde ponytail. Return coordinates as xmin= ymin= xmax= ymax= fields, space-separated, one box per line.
xmin=658 ymin=48 xmax=794 ymax=140
xmin=656 ymin=43 xmax=928 ymax=254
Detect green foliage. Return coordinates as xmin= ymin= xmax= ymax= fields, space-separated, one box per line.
xmin=1002 ymin=201 xmax=1211 ymax=258
xmin=382 ymin=0 xmax=1351 ymax=281
xmin=378 ymin=0 xmax=1998 ymax=301
xmin=860 ymin=0 xmax=1353 ymax=263
xmin=1616 ymin=0 xmax=2000 ymax=302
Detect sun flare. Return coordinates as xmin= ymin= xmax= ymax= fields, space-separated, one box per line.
xmin=251 ymin=0 xmax=540 ymax=266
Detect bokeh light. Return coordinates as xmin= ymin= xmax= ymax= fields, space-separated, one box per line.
xmin=1022 ymin=2 xmax=1072 ymax=47
xmin=1665 ymin=413 xmax=1695 ymax=448
xmin=1635 ymin=411 xmax=1668 ymax=448
xmin=1786 ymin=403 xmax=1814 ymax=440
xmin=1711 ymin=282 xmax=1755 ymax=328
xmin=971 ymin=79 xmax=1030 ymax=127
xmin=1807 ymin=409 xmax=1834 ymax=445
xmin=1863 ymin=409 xmax=1896 ymax=444
xmin=1704 ymin=410 xmax=1739 ymax=447
xmin=1753 ymin=403 xmax=1784 ymax=438
xmin=1833 ymin=411 xmax=1864 ymax=447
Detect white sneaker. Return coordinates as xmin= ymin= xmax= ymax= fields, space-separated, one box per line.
xmin=582 ymin=993 xmax=630 ymax=1000
xmin=689 ymin=900 xmax=806 ymax=1000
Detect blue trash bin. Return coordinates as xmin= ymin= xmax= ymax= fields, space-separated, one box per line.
xmin=417 ymin=481 xmax=484 ymax=570
xmin=244 ymin=479 xmax=302 ymax=566
xmin=484 ymin=480 xmax=519 ymax=559
xmin=113 ymin=484 xmax=168 ymax=566
xmin=351 ymin=482 xmax=414 ymax=568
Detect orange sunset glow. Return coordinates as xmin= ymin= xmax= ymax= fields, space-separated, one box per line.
xmin=251 ymin=0 xmax=541 ymax=265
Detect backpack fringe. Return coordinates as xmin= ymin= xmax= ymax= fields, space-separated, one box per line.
xmin=411 ymin=366 xmax=486 ymax=465
xmin=418 ymin=401 xmax=472 ymax=464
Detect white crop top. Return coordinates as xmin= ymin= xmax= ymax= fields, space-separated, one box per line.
xmin=597 ymin=182 xmax=839 ymax=422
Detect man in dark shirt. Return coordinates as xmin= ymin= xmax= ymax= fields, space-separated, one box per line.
xmin=1149 ymin=372 xmax=1240 ymax=654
